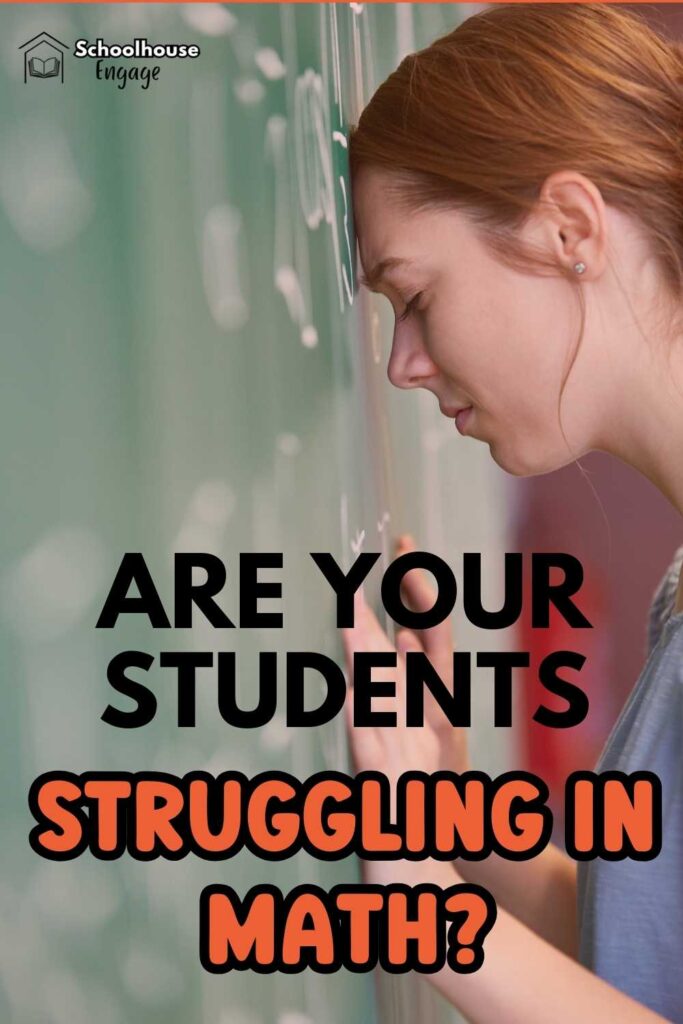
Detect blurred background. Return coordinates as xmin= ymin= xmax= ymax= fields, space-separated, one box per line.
xmin=1 ymin=4 xmax=682 ymax=1024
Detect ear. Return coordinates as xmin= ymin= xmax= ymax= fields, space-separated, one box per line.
xmin=536 ymin=170 xmax=608 ymax=280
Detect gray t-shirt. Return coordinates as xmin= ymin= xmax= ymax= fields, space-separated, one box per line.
xmin=577 ymin=543 xmax=683 ymax=1021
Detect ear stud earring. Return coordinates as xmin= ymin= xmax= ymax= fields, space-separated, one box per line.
xmin=573 ymin=261 xmax=587 ymax=275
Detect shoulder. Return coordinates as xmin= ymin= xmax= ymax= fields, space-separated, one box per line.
xmin=647 ymin=543 xmax=683 ymax=657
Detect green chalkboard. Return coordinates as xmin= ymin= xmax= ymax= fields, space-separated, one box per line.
xmin=0 ymin=5 xmax=508 ymax=1023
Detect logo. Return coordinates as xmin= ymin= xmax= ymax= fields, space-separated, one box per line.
xmin=75 ymin=38 xmax=201 ymax=91
xmin=17 ymin=34 xmax=201 ymax=91
xmin=19 ymin=31 xmax=68 ymax=83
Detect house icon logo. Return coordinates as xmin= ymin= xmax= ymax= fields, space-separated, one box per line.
xmin=19 ymin=31 xmax=68 ymax=84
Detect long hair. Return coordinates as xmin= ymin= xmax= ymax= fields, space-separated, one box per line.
xmin=349 ymin=3 xmax=683 ymax=484
xmin=350 ymin=3 xmax=682 ymax=299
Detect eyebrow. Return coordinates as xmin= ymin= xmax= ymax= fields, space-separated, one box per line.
xmin=358 ymin=257 xmax=413 ymax=292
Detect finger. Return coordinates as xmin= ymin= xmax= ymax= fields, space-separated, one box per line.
xmin=394 ymin=535 xmax=455 ymax=663
xmin=341 ymin=589 xmax=400 ymax=716
xmin=352 ymin=586 xmax=398 ymax=655
xmin=342 ymin=636 xmax=389 ymax=777
xmin=339 ymin=588 xmax=369 ymax=669
xmin=343 ymin=668 xmax=355 ymax=731
xmin=394 ymin=628 xmax=424 ymax=727
xmin=343 ymin=681 xmax=382 ymax=776
xmin=396 ymin=535 xmax=442 ymax=614
xmin=395 ymin=627 xmax=423 ymax=657
xmin=396 ymin=624 xmax=421 ymax=643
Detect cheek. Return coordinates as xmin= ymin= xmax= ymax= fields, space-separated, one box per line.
xmin=425 ymin=297 xmax=487 ymax=376
xmin=488 ymin=300 xmax=571 ymax=408
xmin=432 ymin=308 xmax=537 ymax=405
xmin=426 ymin=282 xmax=572 ymax=412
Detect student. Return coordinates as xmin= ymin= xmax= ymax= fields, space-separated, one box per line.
xmin=342 ymin=4 xmax=683 ymax=1021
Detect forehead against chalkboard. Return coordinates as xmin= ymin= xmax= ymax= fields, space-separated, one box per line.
xmin=353 ymin=190 xmax=437 ymax=320
xmin=350 ymin=160 xmax=633 ymax=484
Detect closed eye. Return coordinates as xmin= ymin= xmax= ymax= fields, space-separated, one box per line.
xmin=397 ymin=291 xmax=423 ymax=323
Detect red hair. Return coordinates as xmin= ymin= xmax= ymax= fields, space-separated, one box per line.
xmin=349 ymin=4 xmax=683 ymax=475
xmin=349 ymin=3 xmax=683 ymax=299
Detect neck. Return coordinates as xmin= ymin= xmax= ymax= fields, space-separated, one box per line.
xmin=595 ymin=301 xmax=683 ymax=520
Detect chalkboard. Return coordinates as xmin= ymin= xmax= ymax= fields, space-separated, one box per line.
xmin=0 ymin=4 xmax=510 ymax=1023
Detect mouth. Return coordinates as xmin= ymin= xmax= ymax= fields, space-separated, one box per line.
xmin=440 ymin=403 xmax=472 ymax=417
xmin=439 ymin=403 xmax=474 ymax=434
xmin=454 ymin=407 xmax=474 ymax=434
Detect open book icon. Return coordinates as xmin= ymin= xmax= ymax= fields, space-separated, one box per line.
xmin=29 ymin=55 xmax=59 ymax=78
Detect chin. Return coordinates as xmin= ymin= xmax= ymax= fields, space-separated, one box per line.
xmin=489 ymin=438 xmax=580 ymax=478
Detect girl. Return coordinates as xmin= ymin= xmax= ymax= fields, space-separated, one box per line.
xmin=342 ymin=4 xmax=683 ymax=1021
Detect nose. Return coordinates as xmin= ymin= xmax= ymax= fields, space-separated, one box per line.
xmin=386 ymin=327 xmax=439 ymax=390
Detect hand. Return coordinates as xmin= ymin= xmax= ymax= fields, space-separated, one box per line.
xmin=340 ymin=533 xmax=469 ymax=890
xmin=341 ymin=534 xmax=470 ymax=780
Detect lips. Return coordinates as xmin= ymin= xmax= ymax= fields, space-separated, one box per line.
xmin=454 ymin=407 xmax=473 ymax=434
xmin=438 ymin=402 xmax=474 ymax=434
xmin=440 ymin=404 xmax=471 ymax=418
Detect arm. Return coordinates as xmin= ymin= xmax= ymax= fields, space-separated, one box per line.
xmin=341 ymin=550 xmax=670 ymax=1024
xmin=423 ymin=858 xmax=670 ymax=1024
xmin=456 ymin=842 xmax=579 ymax=960
xmin=374 ymin=536 xmax=579 ymax=958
